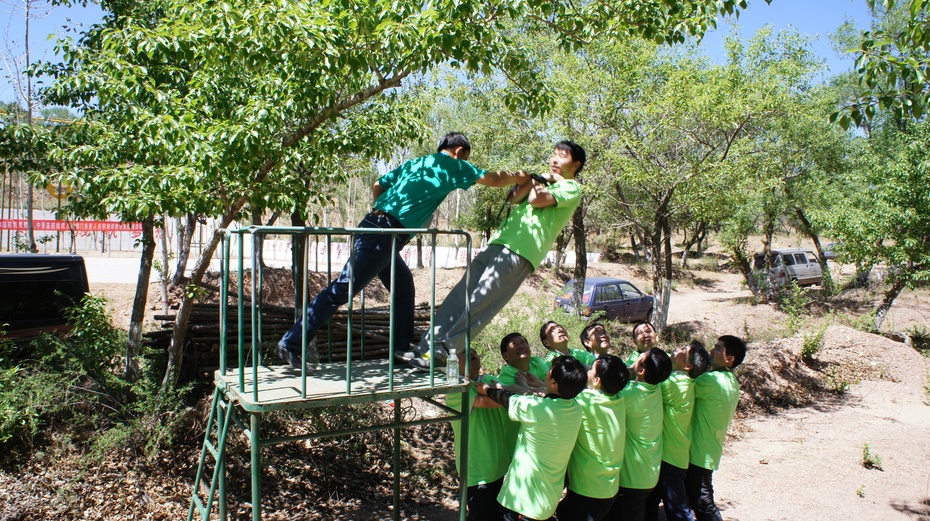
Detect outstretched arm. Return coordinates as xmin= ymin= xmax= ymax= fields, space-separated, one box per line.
xmin=477 ymin=170 xmax=531 ymax=188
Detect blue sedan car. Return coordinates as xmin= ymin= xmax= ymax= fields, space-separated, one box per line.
xmin=553 ymin=277 xmax=654 ymax=322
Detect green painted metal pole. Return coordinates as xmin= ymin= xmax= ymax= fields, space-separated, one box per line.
xmin=251 ymin=413 xmax=261 ymax=521
xmin=393 ymin=397 xmax=401 ymax=521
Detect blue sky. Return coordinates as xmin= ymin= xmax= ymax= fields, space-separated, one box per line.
xmin=1 ymin=0 xmax=874 ymax=105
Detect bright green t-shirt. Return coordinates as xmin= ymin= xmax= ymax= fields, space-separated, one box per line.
xmin=447 ymin=375 xmax=516 ymax=487
xmin=497 ymin=356 xmax=550 ymax=385
xmin=543 ymin=348 xmax=594 ymax=366
xmin=489 ymin=179 xmax=581 ymax=268
xmin=624 ymin=351 xmax=641 ymax=367
xmin=498 ymin=394 xmax=583 ymax=520
xmin=566 ymin=389 xmax=626 ymax=499
xmin=660 ymin=371 xmax=695 ymax=470
xmin=374 ymin=153 xmax=486 ymax=228
xmin=620 ymin=380 xmax=664 ymax=490
xmin=690 ymin=369 xmax=740 ymax=471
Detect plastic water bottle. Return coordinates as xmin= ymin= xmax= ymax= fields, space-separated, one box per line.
xmin=446 ymin=349 xmax=459 ymax=383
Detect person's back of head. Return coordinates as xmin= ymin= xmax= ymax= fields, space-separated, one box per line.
xmin=718 ymin=335 xmax=747 ymax=368
xmin=643 ymin=347 xmax=672 ymax=385
xmin=594 ymin=354 xmax=630 ymax=395
xmin=437 ymin=132 xmax=471 ymax=154
xmin=555 ymin=140 xmax=586 ymax=173
xmin=550 ymin=355 xmax=587 ymax=399
xmin=687 ymin=340 xmax=712 ymax=379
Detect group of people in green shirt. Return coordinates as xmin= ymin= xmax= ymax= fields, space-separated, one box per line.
xmin=449 ymin=320 xmax=747 ymax=521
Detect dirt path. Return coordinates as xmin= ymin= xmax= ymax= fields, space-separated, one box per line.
xmin=87 ymin=261 xmax=930 ymax=521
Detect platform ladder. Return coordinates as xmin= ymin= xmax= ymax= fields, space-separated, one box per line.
xmin=188 ymin=388 xmax=235 ymax=521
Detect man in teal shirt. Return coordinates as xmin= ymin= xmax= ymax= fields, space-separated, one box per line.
xmin=606 ymin=347 xmax=671 ymax=521
xmin=685 ymin=335 xmax=746 ymax=521
xmin=403 ymin=141 xmax=586 ymax=370
xmin=475 ymin=355 xmax=588 ymax=521
xmin=447 ymin=348 xmax=516 ymax=520
xmin=277 ymin=132 xmax=528 ymax=370
xmin=558 ymin=354 xmax=630 ymax=521
xmin=645 ymin=340 xmax=711 ymax=521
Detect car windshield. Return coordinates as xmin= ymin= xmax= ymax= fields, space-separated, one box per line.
xmin=560 ymin=281 xmax=593 ymax=301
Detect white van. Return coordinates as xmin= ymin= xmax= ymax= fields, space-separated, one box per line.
xmin=753 ymin=248 xmax=823 ymax=287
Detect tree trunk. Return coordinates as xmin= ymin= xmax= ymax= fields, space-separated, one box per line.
xmin=126 ymin=217 xmax=155 ymax=381
xmin=570 ymin=206 xmax=587 ymax=312
xmin=158 ymin=216 xmax=171 ymax=314
xmin=415 ymin=235 xmax=423 ymax=269
xmin=651 ymin=198 xmax=673 ymax=332
xmin=171 ymin=213 xmax=196 ymax=288
xmin=794 ymin=208 xmax=832 ymax=292
xmin=874 ymin=274 xmax=907 ymax=331
xmin=290 ymin=211 xmax=306 ymax=320
xmin=761 ymin=212 xmax=778 ymax=301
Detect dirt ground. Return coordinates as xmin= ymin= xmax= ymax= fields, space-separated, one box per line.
xmin=6 ymin=257 xmax=930 ymax=521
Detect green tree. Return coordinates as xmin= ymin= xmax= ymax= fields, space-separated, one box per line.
xmin=822 ymin=121 xmax=930 ymax=330
xmin=839 ymin=0 xmax=930 ymax=127
xmin=41 ymin=0 xmax=754 ymax=386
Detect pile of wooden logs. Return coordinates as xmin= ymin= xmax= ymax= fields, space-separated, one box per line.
xmin=143 ymin=302 xmax=433 ymax=381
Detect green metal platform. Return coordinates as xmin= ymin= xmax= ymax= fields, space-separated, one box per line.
xmin=187 ymin=226 xmax=473 ymax=521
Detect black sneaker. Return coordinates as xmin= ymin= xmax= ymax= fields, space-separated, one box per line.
xmin=275 ymin=340 xmax=317 ymax=374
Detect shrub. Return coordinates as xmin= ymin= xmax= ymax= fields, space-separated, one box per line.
xmin=801 ymin=324 xmax=827 ymax=362
xmin=862 ymin=443 xmax=883 ymax=470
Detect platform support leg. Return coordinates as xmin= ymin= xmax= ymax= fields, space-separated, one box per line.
xmin=251 ymin=412 xmax=262 ymax=521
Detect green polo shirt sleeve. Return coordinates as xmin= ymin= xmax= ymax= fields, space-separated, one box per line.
xmin=544 ymin=348 xmax=595 ymax=366
xmin=660 ymin=371 xmax=695 ymax=469
xmin=620 ymin=381 xmax=664 ymax=490
xmin=566 ymin=389 xmax=626 ymax=499
xmin=488 ymin=179 xmax=581 ymax=268
xmin=498 ymin=395 xmax=583 ymax=520
xmin=447 ymin=375 xmax=516 ymax=486
xmin=689 ymin=369 xmax=740 ymax=471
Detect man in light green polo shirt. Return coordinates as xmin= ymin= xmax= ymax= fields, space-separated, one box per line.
xmin=475 ymin=355 xmax=588 ymax=521
xmin=496 ymin=332 xmax=549 ymax=394
xmin=606 ymin=347 xmax=671 ymax=521
xmin=645 ymin=340 xmax=711 ymax=521
xmin=685 ymin=335 xmax=746 ymax=521
xmin=580 ymin=322 xmax=613 ymax=366
xmin=541 ymin=321 xmax=591 ymax=365
xmin=447 ymin=348 xmax=516 ymax=520
xmin=558 ymin=354 xmax=630 ymax=521
xmin=625 ymin=321 xmax=659 ymax=366
xmin=404 ymin=141 xmax=586 ymax=370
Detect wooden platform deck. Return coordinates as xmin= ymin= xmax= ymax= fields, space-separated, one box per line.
xmin=215 ymin=359 xmax=466 ymax=412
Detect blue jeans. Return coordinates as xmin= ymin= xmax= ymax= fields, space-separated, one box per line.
xmin=645 ymin=461 xmax=693 ymax=521
xmin=278 ymin=212 xmax=414 ymax=354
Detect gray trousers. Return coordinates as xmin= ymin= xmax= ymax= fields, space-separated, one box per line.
xmin=417 ymin=244 xmax=533 ymax=358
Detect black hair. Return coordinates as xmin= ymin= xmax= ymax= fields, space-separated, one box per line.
xmin=632 ymin=321 xmax=656 ymax=338
xmin=580 ymin=322 xmax=607 ymax=351
xmin=642 ymin=347 xmax=672 ymax=385
xmin=500 ymin=332 xmax=526 ymax=356
xmin=550 ymin=355 xmax=587 ymax=399
xmin=718 ymin=335 xmax=747 ymax=368
xmin=539 ymin=321 xmax=559 ymax=345
xmin=437 ymin=132 xmax=471 ymax=154
xmin=594 ymin=354 xmax=630 ymax=395
xmin=554 ymin=140 xmax=586 ymax=173
xmin=686 ymin=340 xmax=711 ymax=379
